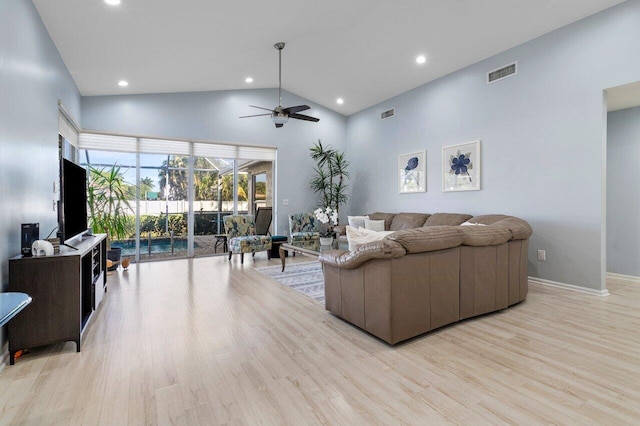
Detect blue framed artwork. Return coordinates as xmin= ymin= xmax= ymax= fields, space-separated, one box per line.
xmin=398 ymin=150 xmax=426 ymax=193
xmin=442 ymin=140 xmax=481 ymax=192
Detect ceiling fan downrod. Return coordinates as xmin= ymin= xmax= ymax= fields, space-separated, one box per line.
xmin=274 ymin=42 xmax=285 ymax=108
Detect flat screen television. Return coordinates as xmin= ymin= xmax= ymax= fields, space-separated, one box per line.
xmin=59 ymin=158 xmax=88 ymax=244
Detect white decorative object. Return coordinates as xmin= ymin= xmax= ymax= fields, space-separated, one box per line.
xmin=348 ymin=215 xmax=369 ymax=228
xmin=398 ymin=150 xmax=426 ymax=193
xmin=314 ymin=207 xmax=339 ymax=237
xmin=345 ymin=226 xmax=394 ymax=251
xmin=364 ymin=219 xmax=385 ymax=232
xmin=32 ymin=240 xmax=54 ymax=256
xmin=442 ymin=140 xmax=481 ymax=192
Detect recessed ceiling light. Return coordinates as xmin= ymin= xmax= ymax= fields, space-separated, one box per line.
xmin=416 ymin=55 xmax=427 ymax=64
xmin=245 ymin=77 xmax=253 ymax=83
xmin=336 ymin=98 xmax=344 ymax=105
xmin=117 ymin=80 xmax=129 ymax=87
xmin=105 ymin=0 xmax=121 ymax=5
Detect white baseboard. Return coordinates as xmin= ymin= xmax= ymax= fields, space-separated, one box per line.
xmin=528 ymin=276 xmax=610 ymax=297
xmin=606 ymin=272 xmax=640 ymax=283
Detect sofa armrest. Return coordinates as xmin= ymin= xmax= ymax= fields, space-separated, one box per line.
xmin=469 ymin=215 xmax=532 ymax=240
xmin=319 ymin=239 xmax=406 ymax=269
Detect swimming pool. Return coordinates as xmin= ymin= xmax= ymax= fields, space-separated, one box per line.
xmin=112 ymin=238 xmax=195 ymax=256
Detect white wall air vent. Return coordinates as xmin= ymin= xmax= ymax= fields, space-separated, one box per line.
xmin=487 ymin=61 xmax=517 ymax=84
xmin=381 ymin=108 xmax=395 ymax=120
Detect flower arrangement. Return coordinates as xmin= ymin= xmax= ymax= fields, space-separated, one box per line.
xmin=314 ymin=207 xmax=339 ymax=238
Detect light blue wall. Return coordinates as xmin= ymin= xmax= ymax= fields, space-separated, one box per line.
xmin=0 ymin=0 xmax=81 ymax=345
xmin=346 ymin=0 xmax=640 ymax=291
xmin=81 ymin=90 xmax=347 ymax=234
xmin=607 ymin=106 xmax=640 ymax=277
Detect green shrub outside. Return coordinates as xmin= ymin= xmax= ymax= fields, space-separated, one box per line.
xmin=120 ymin=212 xmax=222 ymax=239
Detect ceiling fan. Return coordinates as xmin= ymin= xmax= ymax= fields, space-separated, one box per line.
xmin=240 ymin=42 xmax=320 ymax=128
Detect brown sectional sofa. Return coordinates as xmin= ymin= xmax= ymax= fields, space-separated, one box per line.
xmin=320 ymin=213 xmax=532 ymax=344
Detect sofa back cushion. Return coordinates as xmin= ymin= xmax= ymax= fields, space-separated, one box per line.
xmin=424 ymin=213 xmax=473 ymax=226
xmin=388 ymin=226 xmax=464 ymax=253
xmin=389 ymin=213 xmax=431 ymax=231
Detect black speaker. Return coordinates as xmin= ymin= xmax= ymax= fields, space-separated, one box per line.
xmin=21 ymin=223 xmax=39 ymax=257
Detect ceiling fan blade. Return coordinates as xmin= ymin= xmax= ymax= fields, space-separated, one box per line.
xmin=239 ymin=113 xmax=272 ymax=118
xmin=249 ymin=105 xmax=276 ymax=112
xmin=289 ymin=113 xmax=320 ymax=123
xmin=275 ymin=123 xmax=284 ymax=128
xmin=282 ymin=105 xmax=310 ymax=115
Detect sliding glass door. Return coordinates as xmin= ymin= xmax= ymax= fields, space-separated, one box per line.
xmin=78 ymin=134 xmax=276 ymax=263
xmin=137 ymin=154 xmax=189 ymax=261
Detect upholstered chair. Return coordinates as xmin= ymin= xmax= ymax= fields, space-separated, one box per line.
xmin=288 ymin=213 xmax=320 ymax=242
xmin=223 ymin=215 xmax=272 ymax=264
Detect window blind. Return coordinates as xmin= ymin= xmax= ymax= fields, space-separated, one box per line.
xmin=58 ymin=111 xmax=79 ymax=148
xmin=79 ymin=132 xmax=276 ymax=160
xmin=78 ymin=133 xmax=138 ymax=153
xmin=138 ymin=138 xmax=190 ymax=155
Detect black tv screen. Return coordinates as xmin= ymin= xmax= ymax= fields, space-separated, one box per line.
xmin=60 ymin=158 xmax=88 ymax=243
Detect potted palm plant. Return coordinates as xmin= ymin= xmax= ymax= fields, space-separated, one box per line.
xmin=309 ymin=140 xmax=350 ymax=222
xmin=87 ymin=164 xmax=134 ymax=269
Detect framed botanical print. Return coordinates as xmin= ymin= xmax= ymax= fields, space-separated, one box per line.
xmin=442 ymin=140 xmax=481 ymax=192
xmin=398 ymin=150 xmax=426 ymax=193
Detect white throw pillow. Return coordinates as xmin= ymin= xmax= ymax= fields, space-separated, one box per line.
xmin=461 ymin=221 xmax=487 ymax=226
xmin=364 ymin=218 xmax=385 ymax=232
xmin=348 ymin=215 xmax=369 ymax=229
xmin=346 ymin=225 xmax=393 ymax=251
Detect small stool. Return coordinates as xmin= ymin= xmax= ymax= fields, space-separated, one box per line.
xmin=270 ymin=235 xmax=288 ymax=258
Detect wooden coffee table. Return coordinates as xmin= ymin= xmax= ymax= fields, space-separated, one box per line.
xmin=279 ymin=239 xmax=346 ymax=271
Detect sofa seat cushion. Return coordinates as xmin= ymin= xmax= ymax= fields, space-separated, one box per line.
xmin=469 ymin=215 xmax=533 ymax=240
xmin=389 ymin=226 xmax=464 ymax=253
xmin=424 ymin=213 xmax=473 ymax=226
xmin=389 ymin=213 xmax=431 ymax=231
xmin=460 ymin=225 xmax=512 ymax=246
xmin=291 ymin=232 xmax=320 ymax=242
xmin=229 ymin=235 xmax=272 ymax=253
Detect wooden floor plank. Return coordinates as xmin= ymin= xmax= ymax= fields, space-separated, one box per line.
xmin=1 ymin=254 xmax=639 ymax=424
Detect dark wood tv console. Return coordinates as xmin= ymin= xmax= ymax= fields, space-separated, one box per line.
xmin=8 ymin=233 xmax=107 ymax=365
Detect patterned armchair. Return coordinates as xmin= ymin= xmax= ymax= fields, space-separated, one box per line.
xmin=224 ymin=215 xmax=272 ymax=264
xmin=288 ymin=213 xmax=320 ymax=242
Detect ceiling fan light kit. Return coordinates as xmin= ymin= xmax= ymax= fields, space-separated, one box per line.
xmin=239 ymin=42 xmax=320 ymax=128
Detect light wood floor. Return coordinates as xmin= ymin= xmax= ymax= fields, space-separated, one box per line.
xmin=1 ymin=255 xmax=639 ymax=425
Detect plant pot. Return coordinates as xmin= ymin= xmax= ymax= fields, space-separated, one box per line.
xmin=107 ymin=247 xmax=122 ymax=271
xmin=320 ymin=237 xmax=334 ymax=246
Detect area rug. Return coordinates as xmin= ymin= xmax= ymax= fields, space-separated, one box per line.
xmin=256 ymin=261 xmax=324 ymax=303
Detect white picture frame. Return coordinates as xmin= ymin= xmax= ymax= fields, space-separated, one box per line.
xmin=442 ymin=140 xmax=481 ymax=192
xmin=398 ymin=150 xmax=426 ymax=193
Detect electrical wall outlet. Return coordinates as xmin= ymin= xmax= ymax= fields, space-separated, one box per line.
xmin=537 ymin=249 xmax=546 ymax=261
xmin=282 ymin=199 xmax=289 ymax=206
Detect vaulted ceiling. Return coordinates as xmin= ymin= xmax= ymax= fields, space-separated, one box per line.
xmin=34 ymin=0 xmax=626 ymax=115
